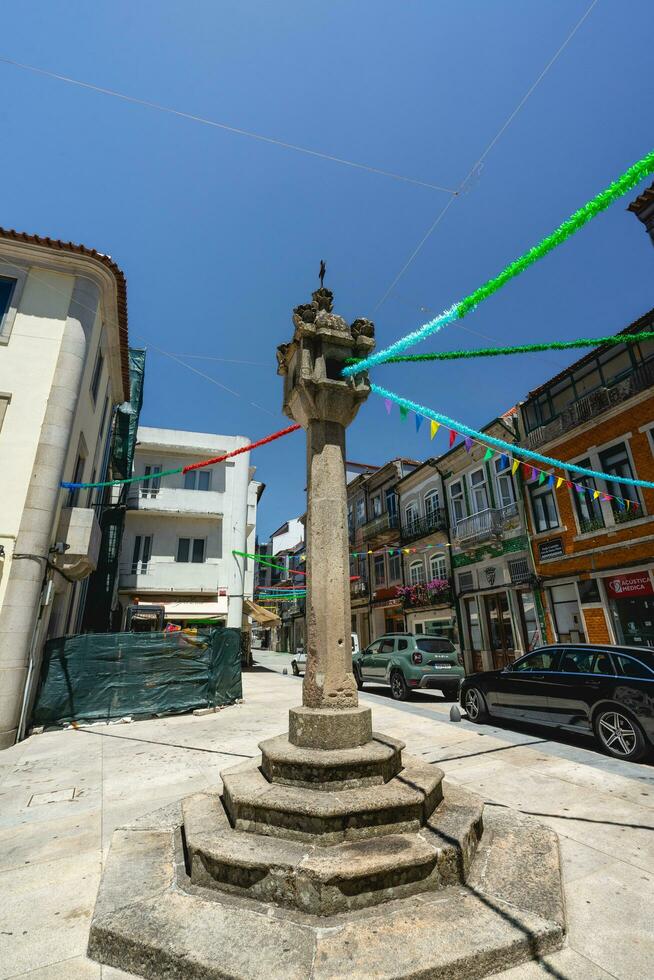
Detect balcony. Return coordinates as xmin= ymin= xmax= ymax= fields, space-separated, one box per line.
xmin=126 ymin=486 xmax=224 ymax=517
xmin=526 ymin=361 xmax=654 ymax=449
xmin=453 ymin=503 xmax=520 ymax=545
xmin=396 ymin=581 xmax=452 ymax=610
xmin=55 ymin=506 xmax=102 ymax=580
xmin=118 ymin=560 xmax=221 ymax=592
xmin=361 ymin=512 xmax=399 ymax=542
xmin=400 ymin=510 xmax=446 ymax=543
xmin=350 ymin=579 xmax=369 ymax=599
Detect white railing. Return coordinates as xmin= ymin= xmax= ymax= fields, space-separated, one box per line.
xmin=453 ymin=503 xmax=519 ymax=543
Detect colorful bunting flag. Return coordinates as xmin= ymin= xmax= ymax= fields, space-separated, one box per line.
xmin=384 ymin=399 xmax=392 ymax=415
xmin=430 ymin=420 xmax=440 ymax=440
xmin=548 ymin=475 xmax=555 ymax=488
xmin=593 ymin=490 xmax=600 ymax=500
xmin=464 ymin=437 xmax=473 ymax=453
xmin=399 ymin=405 xmax=409 ymax=421
xmin=415 ymin=413 xmax=423 ymax=433
xmin=449 ymin=429 xmax=456 ymax=447
xmin=511 ymin=458 xmax=520 ymax=475
xmin=531 ymin=466 xmax=538 ymax=481
xmin=500 ymin=453 xmax=509 ymax=468
xmin=484 ymin=448 xmax=493 ymax=462
xmin=538 ymin=471 xmax=546 ymax=485
xmin=556 ymin=477 xmax=563 ymax=489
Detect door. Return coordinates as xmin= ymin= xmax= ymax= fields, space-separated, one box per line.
xmin=487 ymin=648 xmax=560 ymax=722
xmin=360 ymin=639 xmax=381 ymax=680
xmin=484 ymin=593 xmax=516 ymax=668
xmin=365 ymin=637 xmax=395 ymax=681
xmin=545 ymin=647 xmax=616 ymax=730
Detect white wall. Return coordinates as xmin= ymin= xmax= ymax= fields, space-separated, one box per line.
xmin=271 ymin=518 xmax=304 ymax=555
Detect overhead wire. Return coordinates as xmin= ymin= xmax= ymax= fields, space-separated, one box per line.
xmin=0 ymin=55 xmax=457 ymax=195
xmin=373 ymin=0 xmax=600 ymax=311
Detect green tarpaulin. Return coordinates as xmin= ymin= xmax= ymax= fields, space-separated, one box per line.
xmin=32 ymin=628 xmax=242 ymax=726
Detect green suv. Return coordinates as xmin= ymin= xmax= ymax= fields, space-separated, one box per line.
xmin=353 ymin=633 xmax=464 ymax=701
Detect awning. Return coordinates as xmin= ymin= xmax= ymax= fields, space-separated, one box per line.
xmin=244 ymin=599 xmax=281 ymax=626
xmin=164 ymin=598 xmax=228 ymax=620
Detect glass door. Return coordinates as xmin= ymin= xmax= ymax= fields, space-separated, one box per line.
xmin=484 ymin=592 xmax=515 ymax=669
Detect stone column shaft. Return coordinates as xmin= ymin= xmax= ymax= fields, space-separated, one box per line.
xmin=303 ymin=419 xmax=356 ymax=710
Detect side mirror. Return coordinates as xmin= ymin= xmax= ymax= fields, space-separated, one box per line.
xmin=502 ymin=664 xmax=512 ymax=673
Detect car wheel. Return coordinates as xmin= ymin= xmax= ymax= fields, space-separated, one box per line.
xmin=291 ymin=661 xmax=300 ymax=676
xmin=354 ymin=666 xmax=364 ymax=690
xmin=464 ymin=687 xmax=488 ymax=723
xmin=593 ymin=707 xmax=647 ymax=762
xmin=390 ymin=670 xmax=410 ymax=701
xmin=441 ymin=686 xmax=459 ymax=702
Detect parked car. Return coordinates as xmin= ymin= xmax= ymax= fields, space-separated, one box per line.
xmin=353 ymin=633 xmax=464 ymax=701
xmin=460 ymin=644 xmax=654 ymax=762
xmin=291 ymin=634 xmax=360 ymax=676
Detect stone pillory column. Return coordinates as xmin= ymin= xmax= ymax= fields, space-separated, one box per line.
xmin=276 ymin=285 xmax=375 ymax=750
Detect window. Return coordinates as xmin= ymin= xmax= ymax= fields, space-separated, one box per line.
xmin=578 ymin=579 xmax=601 ymax=604
xmin=458 ymin=570 xmax=474 ymax=593
xmin=598 ymin=443 xmax=640 ymax=510
xmin=388 ymin=551 xmax=401 ymax=581
xmin=0 ymin=393 xmax=10 ymax=433
xmin=130 ymin=534 xmax=153 ymax=574
xmin=558 ymin=649 xmax=613 ymax=675
xmin=397 ymin=639 xmax=409 ymax=651
xmin=513 ymin=649 xmax=557 ymax=671
xmin=425 ymin=489 xmax=440 ymax=519
xmin=364 ymin=640 xmax=381 ymax=656
xmin=184 ymin=470 xmax=211 ymax=491
xmin=572 ymin=457 xmax=604 ymax=531
xmin=356 ymin=498 xmax=365 ymax=524
xmin=450 ymin=480 xmax=467 ymax=523
xmin=464 ymin=597 xmax=482 ymax=651
xmin=373 ymin=554 xmax=386 ymax=586
xmin=90 ymin=343 xmax=104 ymax=404
xmin=598 ymin=346 xmax=633 ymax=384
xmin=417 ymin=637 xmax=455 ymax=654
xmin=430 ymin=554 xmax=447 ymax=581
xmin=347 ymin=504 xmax=353 ymax=534
xmin=409 ymin=560 xmax=425 ymax=585
xmin=177 ymin=538 xmax=206 ymax=563
xmin=519 ymin=592 xmax=541 ymax=650
xmin=469 ymin=468 xmax=489 ymax=513
xmin=494 ymin=457 xmax=515 ymax=509
xmin=550 ymin=379 xmax=575 ymax=415
xmin=371 ymin=494 xmax=382 ymax=517
xmin=405 ymin=502 xmax=419 ymax=532
xmin=0 ymin=276 xmax=16 ymax=335
xmin=385 ymin=489 xmax=397 ymax=519
xmin=67 ymin=453 xmax=85 ymax=507
xmin=142 ymin=464 xmax=162 ymax=498
xmin=528 ymin=482 xmax=560 ymax=532
xmin=614 ymin=654 xmax=653 ymax=678
xmin=573 ymin=364 xmax=601 ymax=396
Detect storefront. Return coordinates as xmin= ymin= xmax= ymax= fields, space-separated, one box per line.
xmin=405 ymin=608 xmax=457 ymax=644
xmin=603 ymin=570 xmax=654 ymax=648
xmin=370 ymin=592 xmax=405 ymax=638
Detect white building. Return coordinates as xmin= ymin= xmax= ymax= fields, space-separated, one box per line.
xmin=0 ymin=229 xmax=131 ymax=747
xmin=117 ymin=427 xmax=263 ymax=628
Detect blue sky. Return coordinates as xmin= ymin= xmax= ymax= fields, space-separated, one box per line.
xmin=3 ymin=1 xmax=653 ymax=538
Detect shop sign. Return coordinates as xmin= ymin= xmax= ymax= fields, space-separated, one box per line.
xmin=604 ymin=572 xmax=654 ymax=599
xmin=538 ymin=538 xmax=564 ymax=561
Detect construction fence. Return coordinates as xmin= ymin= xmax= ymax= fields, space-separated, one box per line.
xmin=32 ymin=627 xmax=242 ymax=727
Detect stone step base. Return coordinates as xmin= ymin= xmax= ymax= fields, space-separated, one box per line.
xmin=183 ymin=782 xmax=482 ymax=914
xmin=259 ymin=731 xmax=404 ymax=790
xmin=221 ymin=754 xmax=443 ymax=844
xmin=88 ymin=796 xmax=565 ymax=980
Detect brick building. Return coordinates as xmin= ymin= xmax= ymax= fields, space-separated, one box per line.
xmin=517 ymin=310 xmax=654 ymax=649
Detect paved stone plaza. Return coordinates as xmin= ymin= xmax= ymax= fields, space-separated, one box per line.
xmin=1 ymin=661 xmax=653 ymax=979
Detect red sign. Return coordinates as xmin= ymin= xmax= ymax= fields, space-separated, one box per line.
xmin=604 ymin=572 xmax=654 ymax=599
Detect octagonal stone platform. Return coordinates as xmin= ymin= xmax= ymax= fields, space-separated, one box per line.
xmin=89 ymin=728 xmax=566 ymax=979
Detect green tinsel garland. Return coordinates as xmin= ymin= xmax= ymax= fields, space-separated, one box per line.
xmin=456 ymin=150 xmax=654 ymax=317
xmin=345 ymin=330 xmax=654 ymax=365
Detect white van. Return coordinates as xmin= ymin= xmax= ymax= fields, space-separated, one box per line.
xmin=292 ymin=633 xmax=359 ymax=676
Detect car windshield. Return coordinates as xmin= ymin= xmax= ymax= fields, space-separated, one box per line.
xmin=416 ymin=638 xmax=455 ymax=654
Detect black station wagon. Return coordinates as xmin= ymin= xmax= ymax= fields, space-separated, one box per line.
xmin=459 ymin=643 xmax=654 ymax=762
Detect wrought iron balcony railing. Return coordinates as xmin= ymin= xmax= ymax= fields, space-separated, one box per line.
xmin=526 ymin=361 xmax=654 ymax=449
xmin=400 ymin=509 xmax=447 ymax=543
xmin=453 ymin=503 xmax=519 ymax=544
xmin=361 ymin=511 xmax=399 ymax=540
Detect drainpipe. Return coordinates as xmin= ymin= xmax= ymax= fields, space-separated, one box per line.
xmin=227 ymin=448 xmax=250 ymax=629
xmin=0 ymin=279 xmax=95 ymax=748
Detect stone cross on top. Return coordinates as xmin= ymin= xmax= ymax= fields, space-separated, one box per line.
xmin=276 ymin=283 xmax=375 ymax=747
